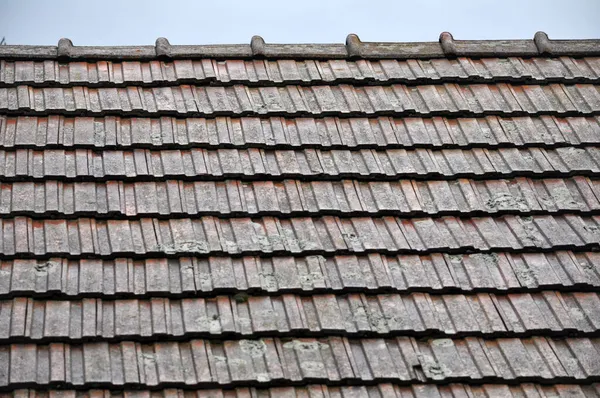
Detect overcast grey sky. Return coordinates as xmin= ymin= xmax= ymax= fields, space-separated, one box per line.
xmin=1 ymin=0 xmax=599 ymax=45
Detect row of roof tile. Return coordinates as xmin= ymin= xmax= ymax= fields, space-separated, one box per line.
xmin=0 ymin=215 xmax=599 ymax=257
xmin=2 ymin=57 xmax=600 ymax=87
xmin=2 ymin=33 xmax=599 ymax=60
xmin=5 ymin=384 xmax=600 ymax=398
xmin=1 ymin=146 xmax=599 ymax=181
xmin=1 ymin=84 xmax=599 ymax=116
xmin=0 ymin=291 xmax=598 ymax=342
xmin=1 ymin=177 xmax=598 ymax=218
xmin=1 ymin=336 xmax=600 ymax=386
xmin=2 ymin=115 xmax=600 ymax=149
xmin=2 ymin=251 xmax=598 ymax=298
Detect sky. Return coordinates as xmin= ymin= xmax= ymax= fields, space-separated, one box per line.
xmin=1 ymin=0 xmax=599 ymax=46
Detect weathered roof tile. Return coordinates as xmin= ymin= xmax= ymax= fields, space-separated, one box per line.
xmin=3 ymin=57 xmax=600 ymax=87
xmin=2 ymin=384 xmax=599 ymax=398
xmin=0 ymin=251 xmax=598 ymax=298
xmin=3 ymin=115 xmax=600 ymax=149
xmin=0 ymin=291 xmax=598 ymax=342
xmin=0 ymin=214 xmax=599 ymax=257
xmin=1 ymin=83 xmax=598 ymax=116
xmin=1 ymin=146 xmax=599 ymax=181
xmin=2 ymin=336 xmax=599 ymax=387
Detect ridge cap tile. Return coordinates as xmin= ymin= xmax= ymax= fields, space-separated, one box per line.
xmin=1 ymin=33 xmax=599 ymax=60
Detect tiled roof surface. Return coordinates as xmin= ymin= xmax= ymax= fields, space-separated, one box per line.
xmin=1 ymin=33 xmax=599 ymax=395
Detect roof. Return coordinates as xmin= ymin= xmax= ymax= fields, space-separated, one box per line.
xmin=0 ymin=32 xmax=599 ymax=396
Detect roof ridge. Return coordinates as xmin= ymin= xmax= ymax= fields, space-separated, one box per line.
xmin=1 ymin=32 xmax=599 ymax=61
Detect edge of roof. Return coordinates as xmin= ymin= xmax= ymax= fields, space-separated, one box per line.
xmin=0 ymin=32 xmax=599 ymax=61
